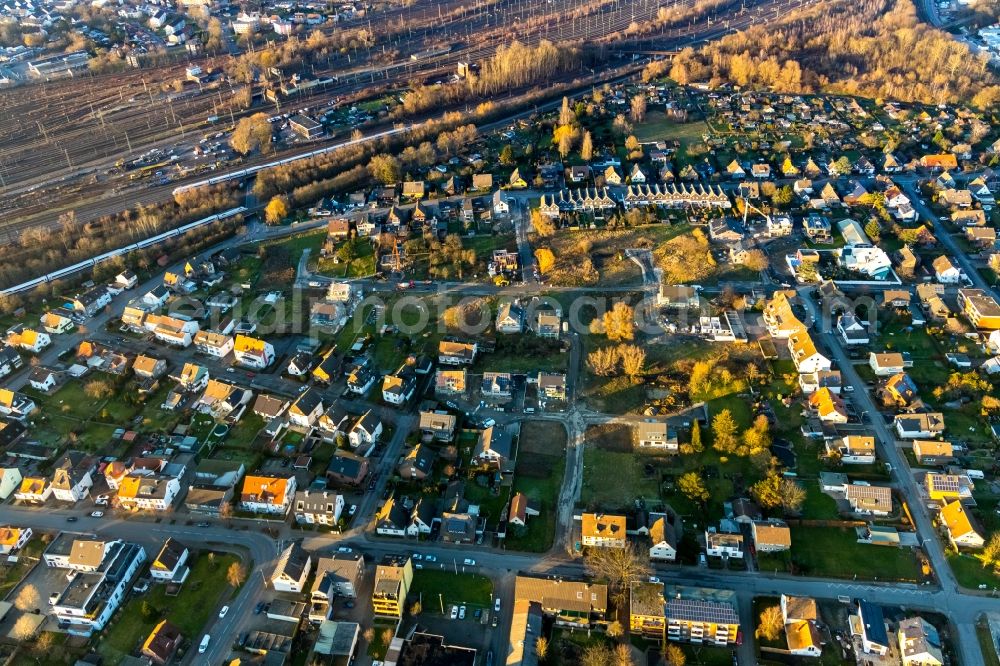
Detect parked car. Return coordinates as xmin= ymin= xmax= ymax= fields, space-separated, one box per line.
xmin=463 ymin=558 xmax=476 ymax=566
xmin=449 ymin=606 xmax=458 ymax=620
xmin=459 ymin=605 xmax=466 ymax=620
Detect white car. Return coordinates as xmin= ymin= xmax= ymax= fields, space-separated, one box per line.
xmin=450 ymin=605 xmax=458 ymax=620
xmin=90 ymin=511 xmax=104 ymax=518
xmin=494 ymin=598 xmax=501 ymax=612
xmin=219 ymin=606 xmax=229 ymax=618
xmin=459 ymin=605 xmax=466 ymax=620
xmin=199 ymin=635 xmax=211 ymax=654
xmin=463 ymin=558 xmax=476 ymax=566
xmin=337 ymin=546 xmax=353 ymax=553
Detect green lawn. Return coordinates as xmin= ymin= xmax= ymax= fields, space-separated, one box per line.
xmin=788 ymin=526 xmax=921 ymax=581
xmin=478 ymin=336 xmax=568 ymax=374
xmin=226 ymin=412 xmax=264 ymax=449
xmin=408 ymin=570 xmax=493 ymax=612
xmin=947 ymin=551 xmax=1000 ymax=590
xmin=0 ymin=538 xmax=44 ymax=598
xmin=98 ymin=553 xmax=241 ymax=662
xmin=505 ymin=421 xmax=567 ymax=553
xmin=581 ymin=447 xmax=661 ymax=510
xmin=978 ymin=619 xmax=1000 ymax=666
xmin=632 ymin=117 xmax=709 ymax=150
xmin=800 ymin=484 xmax=839 ymax=519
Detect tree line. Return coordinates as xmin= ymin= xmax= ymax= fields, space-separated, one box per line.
xmin=0 ymin=183 xmax=241 ymax=291
xmin=664 ymin=0 xmax=1000 ymax=108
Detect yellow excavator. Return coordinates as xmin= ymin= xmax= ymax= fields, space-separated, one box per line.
xmin=493 ymin=275 xmax=511 ymax=287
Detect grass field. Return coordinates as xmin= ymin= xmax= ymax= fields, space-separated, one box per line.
xmin=632 ymin=118 xmax=709 ymax=151
xmin=0 ymin=538 xmax=44 ymax=598
xmin=947 ymin=551 xmax=1000 ymax=589
xmin=98 ymin=552 xmax=241 ymax=663
xmin=789 ymin=526 xmax=921 ymax=581
xmin=581 ymin=447 xmax=660 ymax=510
xmin=978 ymin=619 xmax=1000 ymax=666
xmin=409 ymin=570 xmax=493 ymax=612
xmin=506 ymin=421 xmax=567 ymax=552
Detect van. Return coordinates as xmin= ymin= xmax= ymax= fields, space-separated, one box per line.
xmin=199 ymin=635 xmax=211 ymax=654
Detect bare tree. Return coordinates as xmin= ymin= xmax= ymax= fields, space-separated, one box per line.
xmin=630 ymin=95 xmax=647 ymax=123
xmin=10 ymin=615 xmax=37 ymax=641
xmin=663 ymin=643 xmax=686 ymax=666
xmin=14 ymin=585 xmax=39 ymax=611
xmin=614 ymin=643 xmax=635 ymax=666
xmin=226 ymin=561 xmax=247 ymax=587
xmin=756 ymin=605 xmax=784 ymax=641
xmin=584 ymin=541 xmax=651 ymax=607
xmin=536 ymin=635 xmax=549 ymax=660
xmin=618 ymin=344 xmax=646 ymax=378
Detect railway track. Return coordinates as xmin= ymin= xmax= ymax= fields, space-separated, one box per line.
xmin=0 ymin=0 xmax=807 ymax=236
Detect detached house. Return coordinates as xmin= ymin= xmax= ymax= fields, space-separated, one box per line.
xmin=382 ymin=369 xmax=416 ymax=405
xmin=837 ymin=314 xmax=870 ymax=346
xmin=508 ymin=492 xmax=540 ymax=528
xmin=117 ymin=474 xmax=181 ymax=512
xmin=288 ymin=389 xmax=325 ymax=428
xmin=932 ymin=256 xmax=961 ymax=284
xmin=705 ymin=530 xmax=744 ymax=558
xmin=869 ymin=352 xmax=907 ymax=376
xmin=149 ymin=538 xmax=189 ymax=581
xmin=788 ymin=331 xmax=831 ymax=374
xmin=419 ymin=410 xmax=457 ymax=441
xmin=782 ymin=595 xmax=823 ymax=658
xmin=472 ymin=425 xmax=514 ymax=469
xmin=898 ymin=617 xmax=944 ymax=666
xmin=294 ymin=490 xmax=344 ymax=526
xmin=7 ymin=327 xmax=50 ymax=353
xmin=808 ymin=387 xmax=848 ymax=423
xmin=751 ymin=521 xmax=791 ymax=553
xmin=939 ymin=500 xmax=984 ymax=550
xmin=825 ymin=436 xmax=876 ymax=464
xmin=912 ymin=440 xmax=954 ymax=465
xmin=581 ymin=513 xmax=627 ymax=548
xmin=348 ymin=410 xmax=382 ymax=448
xmin=435 ymin=369 xmax=467 ymax=396
xmin=240 ymin=474 xmax=296 ymax=515
xmin=398 ymin=444 xmax=436 ymax=480
xmin=438 ymin=340 xmax=477 ymax=365
xmin=895 ymin=413 xmax=945 ymax=439
xmin=635 ymin=420 xmax=678 ymax=452
xmin=648 ymin=514 xmax=678 ymax=561
xmin=233 ymin=335 xmax=275 ymax=369
xmin=51 ymin=453 xmax=95 ymax=503
xmin=272 ymin=543 xmax=312 ymax=593
xmin=845 ymin=484 xmax=893 ymax=516
xmin=496 ymin=301 xmax=525 ymax=334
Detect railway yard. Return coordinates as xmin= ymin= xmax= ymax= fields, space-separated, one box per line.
xmin=0 ymin=0 xmax=806 ymax=242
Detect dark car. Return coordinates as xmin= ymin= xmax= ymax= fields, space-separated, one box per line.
xmin=66 ymin=516 xmax=78 ymax=522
